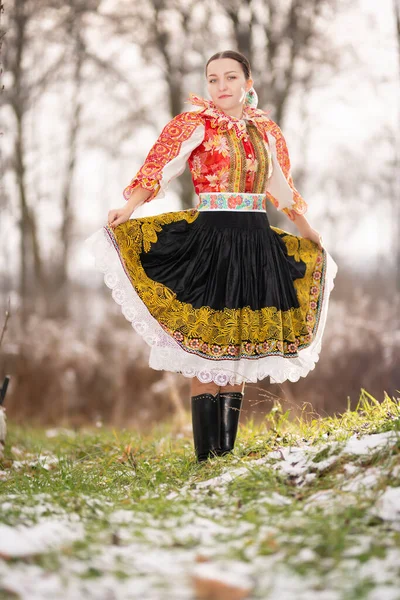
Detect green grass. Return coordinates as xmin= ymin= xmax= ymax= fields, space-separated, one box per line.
xmin=0 ymin=388 xmax=399 ymax=599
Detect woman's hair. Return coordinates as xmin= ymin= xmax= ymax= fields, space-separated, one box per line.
xmin=205 ymin=50 xmax=251 ymax=80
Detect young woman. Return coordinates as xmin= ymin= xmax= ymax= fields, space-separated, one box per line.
xmin=87 ymin=50 xmax=338 ymax=462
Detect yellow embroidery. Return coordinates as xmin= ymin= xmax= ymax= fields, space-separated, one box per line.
xmin=246 ymin=124 xmax=272 ymax=193
xmin=281 ymin=235 xmax=302 ymax=262
xmin=110 ymin=211 xmax=324 ymax=359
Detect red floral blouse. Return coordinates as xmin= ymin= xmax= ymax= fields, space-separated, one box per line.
xmin=122 ymin=93 xmax=308 ymax=221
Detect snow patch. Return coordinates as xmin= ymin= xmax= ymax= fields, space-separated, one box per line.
xmin=372 ymin=487 xmax=400 ymax=529
xmin=0 ymin=519 xmax=84 ymax=558
xmin=342 ymin=431 xmax=399 ymax=456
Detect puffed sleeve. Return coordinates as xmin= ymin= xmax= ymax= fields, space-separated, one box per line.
xmin=264 ymin=121 xmax=308 ymax=221
xmin=123 ymin=111 xmax=205 ymax=203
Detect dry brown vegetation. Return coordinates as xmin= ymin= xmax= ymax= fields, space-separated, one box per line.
xmin=1 ymin=266 xmax=398 ymax=429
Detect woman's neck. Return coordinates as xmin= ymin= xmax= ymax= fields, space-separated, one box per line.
xmin=215 ymin=104 xmax=244 ymax=120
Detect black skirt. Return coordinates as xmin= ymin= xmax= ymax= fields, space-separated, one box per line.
xmin=88 ymin=208 xmax=338 ymax=385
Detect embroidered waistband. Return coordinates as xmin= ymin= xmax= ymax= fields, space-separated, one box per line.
xmin=197 ymin=192 xmax=267 ymax=212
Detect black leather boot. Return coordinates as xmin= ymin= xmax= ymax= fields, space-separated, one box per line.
xmin=216 ymin=391 xmax=243 ymax=456
xmin=191 ymin=393 xmax=221 ymax=462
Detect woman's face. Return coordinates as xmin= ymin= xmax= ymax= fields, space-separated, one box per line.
xmin=206 ymin=58 xmax=253 ymax=113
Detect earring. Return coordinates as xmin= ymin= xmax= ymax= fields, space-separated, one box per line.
xmin=244 ymin=87 xmax=258 ymax=108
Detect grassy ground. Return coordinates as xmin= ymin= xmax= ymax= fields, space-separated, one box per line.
xmin=0 ymin=389 xmax=400 ymax=600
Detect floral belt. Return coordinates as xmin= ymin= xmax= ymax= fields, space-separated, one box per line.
xmin=197 ymin=192 xmax=267 ymax=212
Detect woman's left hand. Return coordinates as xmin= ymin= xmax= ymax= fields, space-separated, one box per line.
xmin=302 ymin=228 xmax=324 ymax=251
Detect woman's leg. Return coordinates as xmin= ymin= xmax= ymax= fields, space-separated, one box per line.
xmin=219 ymin=382 xmax=245 ymax=394
xmin=190 ymin=378 xmax=219 ymax=397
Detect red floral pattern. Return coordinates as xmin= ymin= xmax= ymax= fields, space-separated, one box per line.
xmin=122 ymin=111 xmax=203 ymax=202
xmin=123 ymin=94 xmax=308 ymax=217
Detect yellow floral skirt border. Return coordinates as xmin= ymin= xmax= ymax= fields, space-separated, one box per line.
xmin=105 ymin=209 xmax=327 ymax=362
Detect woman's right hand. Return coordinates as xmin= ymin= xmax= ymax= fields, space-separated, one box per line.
xmin=107 ymin=206 xmax=132 ymax=229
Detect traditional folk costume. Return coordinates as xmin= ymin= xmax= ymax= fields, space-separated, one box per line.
xmin=87 ymin=91 xmax=338 ymax=460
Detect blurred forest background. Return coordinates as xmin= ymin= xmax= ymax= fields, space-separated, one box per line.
xmin=0 ymin=0 xmax=399 ymax=428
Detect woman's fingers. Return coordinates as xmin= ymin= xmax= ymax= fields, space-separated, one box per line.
xmin=112 ymin=215 xmax=126 ymax=228
xmin=304 ymin=229 xmax=324 ymax=251
xmin=107 ymin=209 xmax=129 ymax=229
xmin=107 ymin=210 xmax=118 ymax=224
xmin=108 ymin=210 xmax=121 ymax=226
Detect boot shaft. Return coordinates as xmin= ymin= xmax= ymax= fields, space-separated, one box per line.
xmin=191 ymin=393 xmax=221 ymax=462
xmin=217 ymin=391 xmax=243 ymax=455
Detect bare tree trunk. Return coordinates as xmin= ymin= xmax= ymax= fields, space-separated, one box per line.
xmin=395 ymin=0 xmax=400 ymax=62
xmin=393 ymin=0 xmax=400 ymax=295
xmin=12 ymin=0 xmax=45 ymax=321
xmin=56 ymin=18 xmax=84 ymax=318
xmin=15 ymin=119 xmax=28 ymax=320
xmin=222 ymin=0 xmax=255 ymax=67
xmin=13 ymin=1 xmax=28 ymax=321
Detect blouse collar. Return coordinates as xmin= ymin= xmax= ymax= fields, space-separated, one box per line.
xmin=185 ymin=92 xmax=263 ymax=138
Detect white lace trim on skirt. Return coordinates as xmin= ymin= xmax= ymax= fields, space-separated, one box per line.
xmin=86 ymin=227 xmax=338 ymax=385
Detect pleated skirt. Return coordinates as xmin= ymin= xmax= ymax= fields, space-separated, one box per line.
xmin=87 ymin=201 xmax=338 ymax=385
